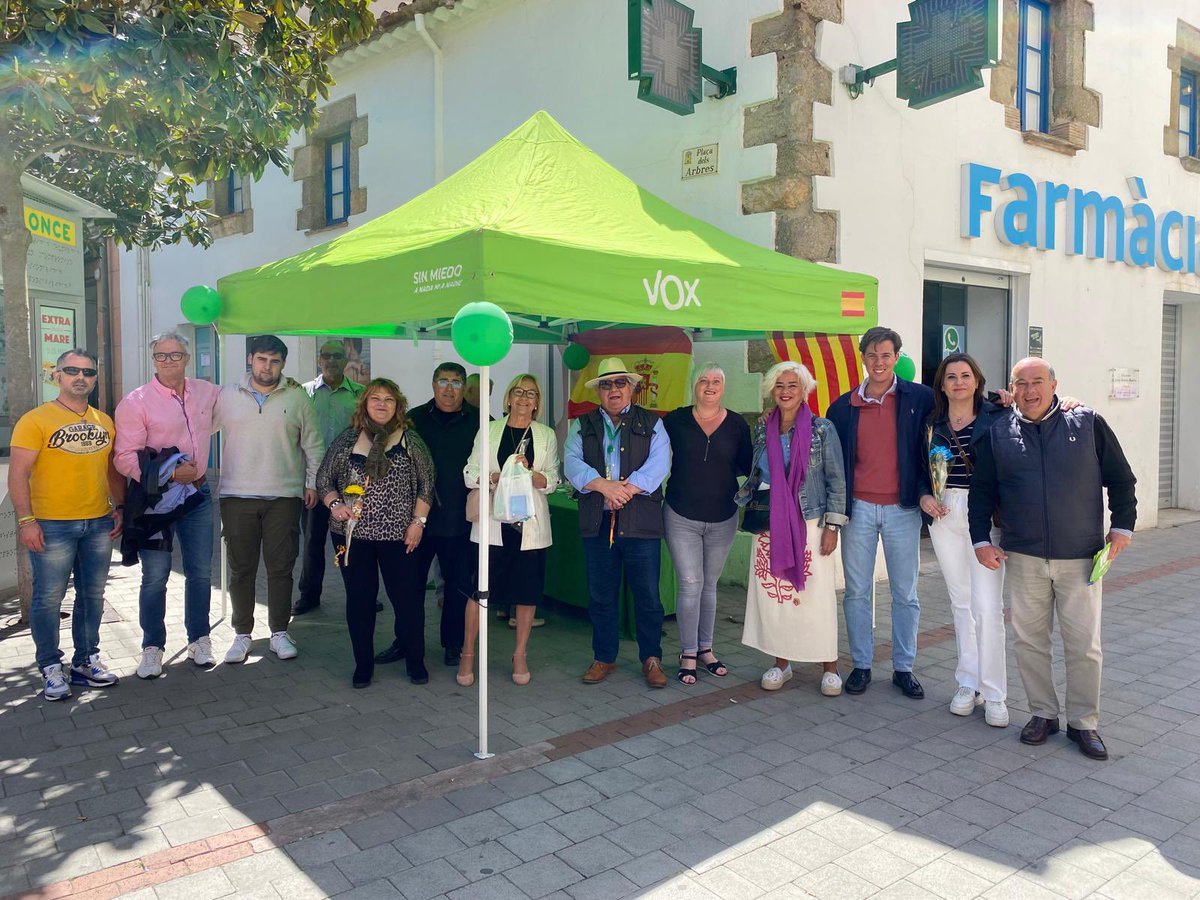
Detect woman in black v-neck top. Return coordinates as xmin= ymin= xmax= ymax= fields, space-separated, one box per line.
xmin=662 ymin=364 xmax=753 ymax=685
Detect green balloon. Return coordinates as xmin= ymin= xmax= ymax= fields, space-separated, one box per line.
xmin=562 ymin=343 xmax=590 ymax=371
xmin=181 ymin=285 xmax=222 ymax=325
xmin=894 ymin=350 xmax=917 ymax=381
xmin=451 ymin=302 xmax=513 ymax=366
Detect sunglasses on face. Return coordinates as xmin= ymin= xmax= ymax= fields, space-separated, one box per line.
xmin=153 ymin=351 xmax=186 ymax=362
xmin=436 ymin=378 xmax=464 ymax=390
xmin=510 ymin=388 xmax=539 ymax=400
xmin=598 ymin=378 xmax=630 ymax=390
xmin=60 ymin=366 xmax=98 ymax=377
xmin=319 ymin=352 xmax=346 ymax=360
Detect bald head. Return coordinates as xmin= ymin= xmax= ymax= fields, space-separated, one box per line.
xmin=1011 ymin=357 xmax=1058 ymax=421
xmin=318 ymin=339 xmax=347 ymax=385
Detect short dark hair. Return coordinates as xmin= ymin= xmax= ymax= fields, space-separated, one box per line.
xmin=859 ymin=326 xmax=902 ymax=355
xmin=57 ymin=348 xmax=97 ymax=367
xmin=432 ymin=362 xmax=466 ymax=381
xmin=247 ymin=334 xmax=288 ymax=360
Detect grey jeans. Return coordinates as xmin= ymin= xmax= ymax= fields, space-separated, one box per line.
xmin=663 ymin=505 xmax=739 ymax=654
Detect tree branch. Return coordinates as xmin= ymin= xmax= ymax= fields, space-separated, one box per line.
xmin=20 ymin=138 xmax=137 ymax=171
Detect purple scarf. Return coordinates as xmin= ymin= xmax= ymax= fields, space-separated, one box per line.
xmin=767 ymin=405 xmax=813 ymax=590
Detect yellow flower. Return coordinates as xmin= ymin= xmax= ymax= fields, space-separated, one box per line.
xmin=343 ymin=484 xmax=365 ymax=496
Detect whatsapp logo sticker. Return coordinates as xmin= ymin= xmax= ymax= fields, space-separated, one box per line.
xmin=943 ymin=326 xmax=961 ymax=354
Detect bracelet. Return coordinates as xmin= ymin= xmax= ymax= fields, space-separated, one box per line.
xmin=328 ymin=498 xmax=342 ymax=509
xmin=18 ymin=519 xmax=38 ymax=529
xmin=17 ymin=515 xmax=36 ymax=525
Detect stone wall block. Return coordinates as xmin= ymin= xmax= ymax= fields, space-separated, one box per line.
xmin=742 ymin=175 xmax=811 ymax=214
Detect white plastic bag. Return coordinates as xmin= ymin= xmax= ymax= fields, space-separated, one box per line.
xmin=493 ymin=455 xmax=536 ymax=524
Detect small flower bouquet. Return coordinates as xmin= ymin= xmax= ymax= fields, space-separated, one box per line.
xmin=929 ymin=445 xmax=952 ymax=504
xmin=339 ymin=481 xmax=368 ymax=565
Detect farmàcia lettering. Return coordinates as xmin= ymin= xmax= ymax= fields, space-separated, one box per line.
xmin=961 ymin=162 xmax=1200 ymax=274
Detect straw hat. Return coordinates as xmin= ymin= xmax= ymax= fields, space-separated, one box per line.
xmin=585 ymin=357 xmax=643 ymax=390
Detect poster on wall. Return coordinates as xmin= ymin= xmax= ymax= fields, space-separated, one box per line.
xmin=39 ymin=306 xmax=76 ymax=402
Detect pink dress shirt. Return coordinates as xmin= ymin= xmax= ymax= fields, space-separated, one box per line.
xmin=114 ymin=376 xmax=221 ymax=481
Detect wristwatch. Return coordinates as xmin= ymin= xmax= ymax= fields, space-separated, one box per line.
xmin=415 ymin=515 xmax=428 ymax=527
xmin=824 ymin=523 xmax=841 ymax=532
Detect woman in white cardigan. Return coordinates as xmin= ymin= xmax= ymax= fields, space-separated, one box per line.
xmin=460 ymin=374 xmax=560 ymax=686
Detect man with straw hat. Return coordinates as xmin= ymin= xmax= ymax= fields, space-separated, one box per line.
xmin=564 ymin=357 xmax=671 ymax=688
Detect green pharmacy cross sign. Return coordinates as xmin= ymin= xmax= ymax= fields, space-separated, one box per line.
xmin=628 ymin=0 xmax=736 ymax=116
xmin=842 ymin=0 xmax=998 ymax=109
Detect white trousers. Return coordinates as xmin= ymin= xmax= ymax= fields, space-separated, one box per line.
xmin=928 ymin=488 xmax=1007 ymax=701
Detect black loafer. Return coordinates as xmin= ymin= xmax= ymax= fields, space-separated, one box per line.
xmin=409 ymin=664 xmax=429 ymax=685
xmin=1020 ymin=716 xmax=1061 ymax=745
xmin=892 ymin=671 xmax=925 ymax=699
xmin=374 ymin=643 xmax=405 ymax=664
xmin=1067 ymin=726 xmax=1108 ymax=760
xmin=845 ymin=668 xmax=872 ymax=694
xmin=352 ymin=677 xmax=371 ymax=689
xmin=444 ymin=646 xmax=461 ymax=667
xmin=291 ymin=600 xmax=320 ymax=616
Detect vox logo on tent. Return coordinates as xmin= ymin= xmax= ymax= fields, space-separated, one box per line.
xmin=642 ymin=271 xmax=700 ymax=311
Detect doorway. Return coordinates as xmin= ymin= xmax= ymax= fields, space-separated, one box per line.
xmin=922 ymin=269 xmax=1011 ymax=392
xmin=1160 ymin=304 xmax=1181 ymax=509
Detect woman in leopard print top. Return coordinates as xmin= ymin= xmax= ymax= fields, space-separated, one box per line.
xmin=316 ymin=379 xmax=435 ymax=688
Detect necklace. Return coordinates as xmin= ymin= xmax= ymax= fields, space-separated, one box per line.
xmin=54 ymin=398 xmax=88 ymax=419
xmin=694 ymin=406 xmax=722 ymax=421
xmin=949 ymin=407 xmax=975 ymax=429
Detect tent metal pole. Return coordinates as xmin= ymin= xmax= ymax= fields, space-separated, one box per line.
xmin=219 ymin=332 xmax=228 ymax=622
xmin=474 ymin=364 xmax=494 ymax=760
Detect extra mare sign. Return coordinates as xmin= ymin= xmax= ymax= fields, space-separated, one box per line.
xmin=961 ymin=162 xmax=1200 ymax=274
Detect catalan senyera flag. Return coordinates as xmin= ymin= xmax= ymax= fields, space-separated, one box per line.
xmin=767 ymin=332 xmax=864 ymax=416
xmin=568 ymin=326 xmax=692 ymax=419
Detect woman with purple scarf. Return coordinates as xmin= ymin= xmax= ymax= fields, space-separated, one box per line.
xmin=739 ymin=362 xmax=848 ymax=695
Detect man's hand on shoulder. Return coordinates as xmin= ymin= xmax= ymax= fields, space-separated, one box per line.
xmin=1106 ymin=530 xmax=1131 ymax=560
xmin=974 ymin=544 xmax=1007 ymax=570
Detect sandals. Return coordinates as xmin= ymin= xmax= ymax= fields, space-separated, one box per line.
xmin=677 ymin=653 xmax=698 ymax=685
xmin=512 ymin=652 xmax=531 ymax=686
xmin=698 ymin=649 xmax=728 ymax=677
xmin=456 ymin=651 xmax=475 ymax=687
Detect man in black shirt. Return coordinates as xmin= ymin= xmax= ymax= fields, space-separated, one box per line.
xmin=375 ymin=363 xmax=480 ymax=668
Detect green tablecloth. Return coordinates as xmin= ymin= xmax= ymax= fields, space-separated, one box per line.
xmin=544 ymin=490 xmax=676 ymax=638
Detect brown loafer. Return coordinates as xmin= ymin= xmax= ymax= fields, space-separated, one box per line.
xmin=643 ymin=657 xmax=667 ymax=689
xmin=582 ymin=660 xmax=617 ymax=684
xmin=1067 ymin=726 xmax=1109 ymax=760
xmin=1019 ymin=715 xmax=1060 ymax=745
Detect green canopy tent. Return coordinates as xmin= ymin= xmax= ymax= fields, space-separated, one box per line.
xmin=212 ymin=110 xmax=878 ymax=760
xmin=215 ymin=110 xmax=877 ymax=340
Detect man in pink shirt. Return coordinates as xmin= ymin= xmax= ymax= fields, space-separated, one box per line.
xmin=114 ymin=332 xmax=220 ymax=677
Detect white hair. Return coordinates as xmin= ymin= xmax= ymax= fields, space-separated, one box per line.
xmin=762 ymin=360 xmax=817 ymax=404
xmin=150 ymin=331 xmax=190 ymax=352
xmin=692 ymin=362 xmax=725 ymax=387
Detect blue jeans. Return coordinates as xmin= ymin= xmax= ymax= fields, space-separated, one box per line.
xmin=582 ymin=515 xmax=664 ymax=663
xmin=840 ymin=499 xmax=921 ymax=671
xmin=30 ymin=516 xmax=114 ymax=669
xmin=663 ymin=505 xmax=738 ymax=654
xmin=139 ymin=486 xmax=214 ymax=648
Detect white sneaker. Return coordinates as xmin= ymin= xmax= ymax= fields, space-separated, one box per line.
xmin=225 ymin=634 xmax=253 ymax=664
xmin=136 ymin=647 xmax=164 ymax=679
xmin=950 ymin=685 xmax=982 ymax=716
xmin=188 ymin=636 xmax=216 ymax=668
xmin=761 ymin=665 xmax=793 ymax=691
xmin=269 ymin=631 xmax=298 ymax=660
xmin=984 ymin=700 xmax=1010 ymax=727
xmin=70 ymin=653 xmax=120 ymax=687
xmin=42 ymin=664 xmax=71 ymax=701
xmin=820 ymin=671 xmax=843 ymax=696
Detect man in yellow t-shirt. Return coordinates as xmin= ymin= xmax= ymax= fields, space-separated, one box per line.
xmin=8 ymin=349 xmax=125 ymax=701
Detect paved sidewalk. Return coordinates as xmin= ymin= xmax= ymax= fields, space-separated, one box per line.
xmin=2 ymin=517 xmax=1199 ymax=899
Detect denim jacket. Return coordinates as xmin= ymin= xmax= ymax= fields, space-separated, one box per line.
xmin=735 ymin=416 xmax=848 ymax=527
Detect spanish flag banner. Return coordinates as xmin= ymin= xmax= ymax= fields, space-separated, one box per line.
xmin=767 ymin=332 xmax=864 ymax=416
xmin=568 ymin=326 xmax=693 ymax=419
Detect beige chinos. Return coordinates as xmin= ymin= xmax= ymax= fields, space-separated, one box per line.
xmin=1006 ymin=551 xmax=1103 ymax=731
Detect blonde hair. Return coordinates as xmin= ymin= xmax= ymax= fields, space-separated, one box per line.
xmin=503 ymin=373 xmax=542 ymax=417
xmin=762 ymin=361 xmax=817 ymax=406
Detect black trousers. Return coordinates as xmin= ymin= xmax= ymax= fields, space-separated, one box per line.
xmin=333 ymin=534 xmax=424 ymax=680
xmin=412 ymin=533 xmax=474 ymax=650
xmin=297 ymin=501 xmax=331 ymax=605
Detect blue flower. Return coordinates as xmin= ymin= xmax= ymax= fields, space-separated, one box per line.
xmin=929 ymin=446 xmax=953 ymax=463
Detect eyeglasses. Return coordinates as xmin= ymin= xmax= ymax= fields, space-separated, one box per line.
xmin=60 ymin=366 xmax=98 ymax=377
xmin=510 ymin=388 xmax=539 ymax=399
xmin=597 ymin=378 xmax=630 ymax=390
xmin=436 ymin=378 xmax=465 ymax=390
xmin=152 ymin=352 xmax=186 ymax=362
xmin=319 ymin=352 xmax=346 ymax=360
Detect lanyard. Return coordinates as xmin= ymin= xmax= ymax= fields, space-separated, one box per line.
xmin=602 ymin=416 xmax=623 ymax=479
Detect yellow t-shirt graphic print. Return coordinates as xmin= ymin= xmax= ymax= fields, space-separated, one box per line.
xmin=11 ymin=402 xmax=115 ymax=520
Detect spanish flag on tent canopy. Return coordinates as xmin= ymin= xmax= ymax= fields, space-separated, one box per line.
xmin=768 ymin=332 xmax=864 ymax=416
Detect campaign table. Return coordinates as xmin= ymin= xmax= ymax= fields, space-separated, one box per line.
xmin=543 ymin=490 xmax=676 ymax=638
